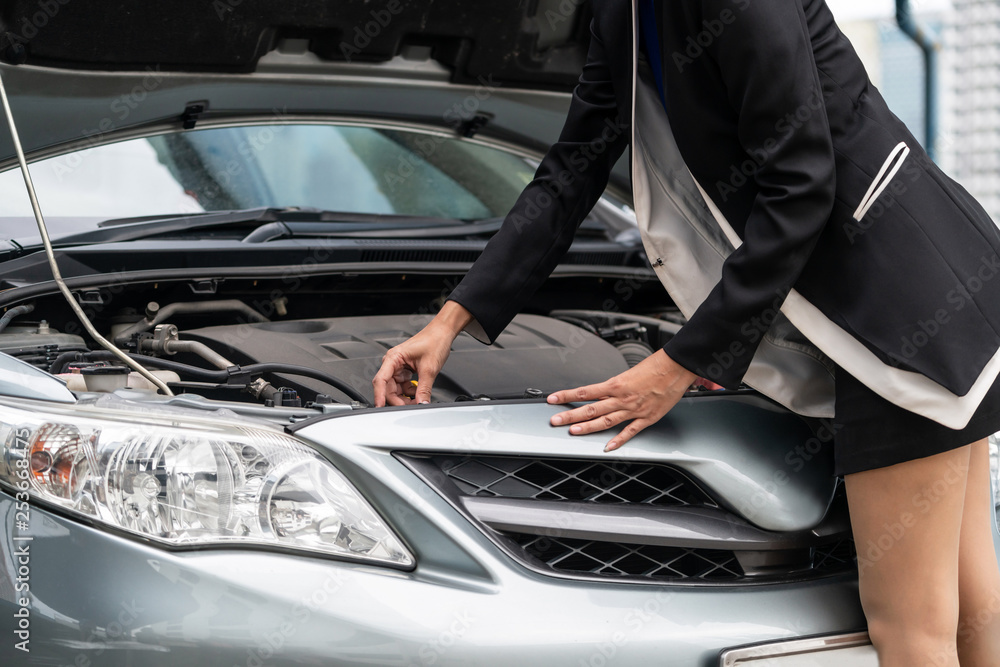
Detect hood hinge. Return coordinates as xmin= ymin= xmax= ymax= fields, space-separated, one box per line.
xmin=0 ymin=31 xmax=27 ymax=65
xmin=456 ymin=112 xmax=493 ymax=138
xmin=181 ymin=101 xmax=208 ymax=130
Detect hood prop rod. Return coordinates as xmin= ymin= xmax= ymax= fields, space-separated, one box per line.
xmin=0 ymin=68 xmax=173 ymax=396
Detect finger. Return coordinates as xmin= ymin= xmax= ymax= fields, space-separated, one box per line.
xmin=563 ymin=409 xmax=631 ymax=436
xmin=550 ymin=398 xmax=620 ymax=426
xmin=605 ymin=418 xmax=652 ymax=452
xmin=372 ymin=356 xmax=396 ymax=407
xmin=546 ymin=381 xmax=612 ymax=406
xmin=384 ymin=379 xmax=411 ymax=407
xmin=375 ymin=350 xmax=419 ymax=407
xmin=414 ymin=364 xmax=439 ymax=404
xmin=402 ymin=380 xmax=417 ymax=398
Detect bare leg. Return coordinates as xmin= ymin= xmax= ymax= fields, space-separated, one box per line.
xmin=956 ymin=438 xmax=1000 ymax=665
xmin=845 ymin=445 xmax=971 ymax=667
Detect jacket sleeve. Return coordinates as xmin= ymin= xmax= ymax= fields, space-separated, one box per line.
xmin=445 ymin=14 xmax=630 ymax=344
xmin=660 ymin=0 xmax=836 ymax=388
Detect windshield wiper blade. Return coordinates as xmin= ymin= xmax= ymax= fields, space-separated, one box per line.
xmin=50 ymin=207 xmax=286 ymax=247
xmin=96 ymin=207 xmax=280 ymax=228
xmin=19 ymin=208 xmax=479 ymax=249
xmin=241 ymin=218 xmax=505 ymax=242
xmin=95 ymin=207 xmax=461 ymax=229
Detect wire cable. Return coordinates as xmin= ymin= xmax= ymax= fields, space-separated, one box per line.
xmin=0 ymin=68 xmax=173 ymax=395
xmin=81 ymin=350 xmax=370 ymax=405
xmin=0 ymin=303 xmax=34 ymax=334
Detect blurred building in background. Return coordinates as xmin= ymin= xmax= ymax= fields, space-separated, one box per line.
xmin=945 ymin=0 xmax=1000 ymax=220
xmin=837 ymin=0 xmax=1000 ymax=223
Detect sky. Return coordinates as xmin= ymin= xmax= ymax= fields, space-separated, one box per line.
xmin=826 ymin=0 xmax=952 ymax=21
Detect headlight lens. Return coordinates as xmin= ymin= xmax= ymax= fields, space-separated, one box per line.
xmin=0 ymin=398 xmax=412 ymax=566
xmin=990 ymin=433 xmax=1000 ymax=509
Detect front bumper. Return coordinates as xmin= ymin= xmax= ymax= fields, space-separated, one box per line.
xmin=0 ymin=397 xmax=891 ymax=665
xmin=0 ymin=492 xmax=867 ymax=666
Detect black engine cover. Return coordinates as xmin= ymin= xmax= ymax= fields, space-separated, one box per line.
xmin=183 ymin=314 xmax=630 ymax=405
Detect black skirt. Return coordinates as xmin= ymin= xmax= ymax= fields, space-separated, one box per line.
xmin=832 ymin=363 xmax=1000 ymax=476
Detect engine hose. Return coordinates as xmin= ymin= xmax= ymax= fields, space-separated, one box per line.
xmin=85 ymin=351 xmax=221 ymax=381
xmin=13 ymin=355 xmax=49 ymax=365
xmin=230 ymin=362 xmax=370 ymax=406
xmin=83 ymin=351 xmax=370 ymax=406
xmin=49 ymin=350 xmax=90 ymax=375
xmin=114 ymin=300 xmax=269 ymax=346
xmin=0 ymin=303 xmax=35 ymax=334
xmin=0 ymin=72 xmax=172 ymax=396
xmin=10 ymin=345 xmax=89 ymax=357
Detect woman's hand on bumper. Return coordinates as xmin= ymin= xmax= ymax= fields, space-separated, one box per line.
xmin=546 ymin=349 xmax=698 ymax=452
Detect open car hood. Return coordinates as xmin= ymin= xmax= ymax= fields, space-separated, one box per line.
xmin=0 ymin=1 xmax=635 ymax=189
xmin=0 ymin=0 xmax=592 ymax=86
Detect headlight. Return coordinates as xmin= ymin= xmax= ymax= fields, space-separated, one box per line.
xmin=990 ymin=433 xmax=1000 ymax=509
xmin=0 ymin=397 xmax=413 ymax=567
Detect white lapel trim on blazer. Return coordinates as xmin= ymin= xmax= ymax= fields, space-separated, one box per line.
xmin=629 ymin=0 xmax=836 ymax=419
xmin=691 ymin=150 xmax=1000 ymax=431
xmin=780 ymin=291 xmax=1000 ymax=429
xmin=628 ymin=0 xmax=1000 ymax=428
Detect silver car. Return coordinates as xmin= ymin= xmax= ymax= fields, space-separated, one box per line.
xmin=0 ymin=2 xmax=996 ymax=665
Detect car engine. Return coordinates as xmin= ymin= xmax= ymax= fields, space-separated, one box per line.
xmin=0 ymin=293 xmax=682 ymax=410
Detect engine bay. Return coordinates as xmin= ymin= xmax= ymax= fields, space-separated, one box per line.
xmin=0 ymin=273 xmax=703 ymax=415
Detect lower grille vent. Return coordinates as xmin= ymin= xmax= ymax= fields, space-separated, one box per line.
xmin=510 ymin=533 xmax=745 ymax=581
xmin=811 ymin=539 xmax=858 ymax=573
xmin=505 ymin=533 xmax=858 ymax=584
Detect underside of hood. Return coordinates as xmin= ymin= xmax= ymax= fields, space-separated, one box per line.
xmin=0 ymin=2 xmax=638 ymax=193
xmin=0 ymin=0 xmax=593 ymax=91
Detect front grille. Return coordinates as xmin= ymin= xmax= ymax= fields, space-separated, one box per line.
xmin=812 ymin=538 xmax=858 ymax=574
xmin=431 ymin=455 xmax=717 ymax=507
xmin=510 ymin=534 xmax=744 ymax=581
xmin=506 ymin=533 xmax=858 ymax=584
xmin=399 ymin=453 xmax=858 ymax=586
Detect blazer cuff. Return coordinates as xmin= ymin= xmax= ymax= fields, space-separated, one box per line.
xmin=445 ymin=294 xmax=495 ymax=345
xmin=661 ymin=327 xmax=750 ymax=390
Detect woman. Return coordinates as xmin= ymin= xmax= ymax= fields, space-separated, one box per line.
xmin=373 ymin=0 xmax=1000 ymax=662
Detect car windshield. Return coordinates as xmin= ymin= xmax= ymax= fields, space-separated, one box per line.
xmin=0 ymin=123 xmax=540 ymax=221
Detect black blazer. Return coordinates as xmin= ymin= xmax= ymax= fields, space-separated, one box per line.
xmin=447 ymin=0 xmax=1000 ymax=421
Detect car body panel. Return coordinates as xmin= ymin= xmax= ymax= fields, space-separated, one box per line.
xmin=0 ymin=62 xmax=633 ymax=195
xmin=0 ymin=349 xmax=74 ymax=403
xmin=0 ymin=0 xmax=594 ymax=88
xmin=0 ymin=3 xmax=994 ymax=662
xmin=0 ymin=455 xmax=866 ymax=667
xmin=292 ymin=399 xmax=836 ymax=533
